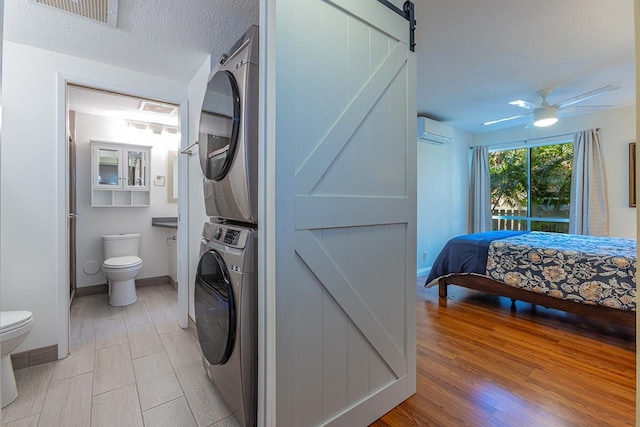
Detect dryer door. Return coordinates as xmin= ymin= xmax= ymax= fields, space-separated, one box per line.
xmin=195 ymin=250 xmax=236 ymax=365
xmin=198 ymin=70 xmax=241 ymax=182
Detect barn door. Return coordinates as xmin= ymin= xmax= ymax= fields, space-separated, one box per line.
xmin=269 ymin=0 xmax=416 ymax=425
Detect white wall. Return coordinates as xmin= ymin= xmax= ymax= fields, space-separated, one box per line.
xmin=74 ymin=112 xmax=179 ymax=287
xmin=417 ymin=129 xmax=470 ymax=276
xmin=186 ymin=56 xmax=211 ymax=321
xmin=0 ymin=1 xmax=3 ymax=109
xmin=473 ymin=106 xmax=636 ymax=239
xmin=1 ymin=41 xmax=187 ymax=352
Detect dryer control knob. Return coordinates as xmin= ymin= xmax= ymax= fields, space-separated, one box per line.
xmin=214 ymin=227 xmax=223 ymax=241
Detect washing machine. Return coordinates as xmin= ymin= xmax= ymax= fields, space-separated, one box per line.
xmin=195 ymin=221 xmax=257 ymax=427
xmin=198 ymin=25 xmax=259 ymax=224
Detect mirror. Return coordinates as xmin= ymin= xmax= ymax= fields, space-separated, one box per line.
xmin=127 ymin=150 xmax=147 ymax=187
xmin=168 ymin=150 xmax=178 ymax=203
xmin=97 ymin=148 xmax=119 ymax=186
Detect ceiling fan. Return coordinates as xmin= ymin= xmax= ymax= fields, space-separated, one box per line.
xmin=484 ymin=85 xmax=620 ymax=128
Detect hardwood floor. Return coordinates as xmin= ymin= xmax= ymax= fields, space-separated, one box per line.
xmin=371 ymin=279 xmax=636 ymax=426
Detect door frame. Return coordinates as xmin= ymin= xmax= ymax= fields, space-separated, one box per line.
xmin=258 ymin=5 xmax=275 ymax=425
xmin=56 ymin=74 xmax=190 ymax=358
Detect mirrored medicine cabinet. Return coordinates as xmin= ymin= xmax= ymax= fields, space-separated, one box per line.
xmin=91 ymin=141 xmax=151 ymax=207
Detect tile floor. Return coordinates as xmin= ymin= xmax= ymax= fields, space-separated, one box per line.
xmin=2 ymin=284 xmax=239 ymax=427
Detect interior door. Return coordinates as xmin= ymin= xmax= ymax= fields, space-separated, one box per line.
xmin=269 ymin=1 xmax=417 ymax=425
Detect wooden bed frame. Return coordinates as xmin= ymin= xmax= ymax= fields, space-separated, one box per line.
xmin=438 ymin=274 xmax=636 ymax=328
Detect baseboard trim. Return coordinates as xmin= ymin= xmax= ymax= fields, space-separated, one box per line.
xmin=136 ymin=276 xmax=171 ymax=287
xmin=76 ymin=276 xmax=172 ymax=297
xmin=417 ymin=267 xmax=431 ymax=277
xmin=188 ymin=316 xmax=197 ymax=340
xmin=75 ymin=283 xmax=108 ymax=297
xmin=168 ymin=275 xmax=178 ymax=291
xmin=11 ymin=344 xmax=58 ymax=370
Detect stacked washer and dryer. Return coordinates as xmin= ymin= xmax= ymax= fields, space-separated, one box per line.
xmin=194 ymin=26 xmax=259 ymax=427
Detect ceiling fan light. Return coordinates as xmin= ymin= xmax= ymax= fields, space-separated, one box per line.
xmin=533 ymin=107 xmax=558 ymax=127
xmin=534 ymin=117 xmax=558 ymax=127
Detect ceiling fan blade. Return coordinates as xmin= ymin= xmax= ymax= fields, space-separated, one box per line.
xmin=509 ymin=100 xmax=537 ymax=110
xmin=555 ymin=85 xmax=620 ymax=109
xmin=483 ymin=114 xmax=529 ymax=126
xmin=560 ymin=105 xmax=612 ymax=112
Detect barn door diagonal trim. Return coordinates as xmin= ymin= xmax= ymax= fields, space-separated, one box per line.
xmin=295 ymin=42 xmax=407 ymax=195
xmin=294 ymin=230 xmax=407 ymax=378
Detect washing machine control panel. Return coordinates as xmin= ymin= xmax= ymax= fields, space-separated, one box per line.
xmin=202 ymin=222 xmax=216 ymax=241
xmin=202 ymin=222 xmax=250 ymax=249
xmin=223 ymin=229 xmax=241 ymax=245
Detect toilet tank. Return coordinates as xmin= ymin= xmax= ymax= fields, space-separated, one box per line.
xmin=103 ymin=233 xmax=140 ymax=259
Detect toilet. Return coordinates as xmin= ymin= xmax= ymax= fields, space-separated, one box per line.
xmin=103 ymin=233 xmax=143 ymax=306
xmin=1 ymin=311 xmax=34 ymax=408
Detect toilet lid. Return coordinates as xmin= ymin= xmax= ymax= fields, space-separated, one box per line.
xmin=104 ymin=256 xmax=142 ymax=268
xmin=0 ymin=311 xmax=33 ymax=332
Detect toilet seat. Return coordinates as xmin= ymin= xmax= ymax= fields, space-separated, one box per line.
xmin=0 ymin=311 xmax=33 ymax=334
xmin=104 ymin=256 xmax=142 ymax=269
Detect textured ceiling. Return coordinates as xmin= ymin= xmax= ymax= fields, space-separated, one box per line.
xmin=4 ymin=0 xmax=259 ymax=83
xmin=5 ymin=0 xmax=635 ymax=134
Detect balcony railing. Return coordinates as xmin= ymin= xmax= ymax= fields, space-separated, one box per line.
xmin=492 ymin=208 xmax=569 ymax=233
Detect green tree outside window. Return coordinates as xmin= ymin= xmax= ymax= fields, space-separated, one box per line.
xmin=489 ymin=143 xmax=573 ymax=233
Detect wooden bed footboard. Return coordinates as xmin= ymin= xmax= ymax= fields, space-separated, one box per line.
xmin=438 ymin=274 xmax=636 ymax=328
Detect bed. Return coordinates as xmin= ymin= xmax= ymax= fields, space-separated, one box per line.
xmin=425 ymin=231 xmax=637 ymax=328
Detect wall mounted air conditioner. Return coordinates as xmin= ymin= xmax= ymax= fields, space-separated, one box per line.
xmin=417 ymin=117 xmax=453 ymax=145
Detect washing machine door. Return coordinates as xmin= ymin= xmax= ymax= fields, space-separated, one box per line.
xmin=198 ymin=70 xmax=241 ymax=182
xmin=195 ymin=250 xmax=236 ymax=365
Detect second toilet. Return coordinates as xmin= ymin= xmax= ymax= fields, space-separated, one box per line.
xmin=103 ymin=233 xmax=143 ymax=306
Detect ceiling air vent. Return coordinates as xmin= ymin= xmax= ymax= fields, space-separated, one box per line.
xmin=34 ymin=0 xmax=118 ymax=28
xmin=139 ymin=101 xmax=177 ymax=115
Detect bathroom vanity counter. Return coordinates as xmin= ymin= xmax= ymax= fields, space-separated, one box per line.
xmin=151 ymin=217 xmax=178 ymax=229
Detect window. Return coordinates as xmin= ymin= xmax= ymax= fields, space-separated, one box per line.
xmin=489 ymin=142 xmax=573 ymax=233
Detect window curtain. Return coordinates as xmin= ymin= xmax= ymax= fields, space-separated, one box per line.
xmin=569 ymin=129 xmax=609 ymax=235
xmin=468 ymin=145 xmax=492 ymax=233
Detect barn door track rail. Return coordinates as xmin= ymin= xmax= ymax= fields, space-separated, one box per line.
xmin=377 ymin=0 xmax=416 ymax=51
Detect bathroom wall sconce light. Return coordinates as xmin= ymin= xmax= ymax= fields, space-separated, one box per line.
xmin=127 ymin=120 xmax=178 ymax=135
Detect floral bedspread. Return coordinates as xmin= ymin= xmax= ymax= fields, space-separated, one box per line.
xmin=486 ymin=232 xmax=636 ymax=311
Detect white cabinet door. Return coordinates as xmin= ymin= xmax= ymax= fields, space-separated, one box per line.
xmin=268 ymin=0 xmax=417 ymax=425
xmin=92 ymin=143 xmax=121 ymax=189
xmin=122 ymin=146 xmax=150 ymax=190
xmin=92 ymin=142 xmax=150 ymax=191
